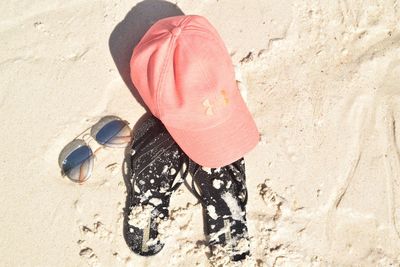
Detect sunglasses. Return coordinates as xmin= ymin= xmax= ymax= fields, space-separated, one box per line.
xmin=58 ymin=115 xmax=132 ymax=183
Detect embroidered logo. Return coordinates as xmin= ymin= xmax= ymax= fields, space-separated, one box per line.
xmin=202 ymin=90 xmax=230 ymax=116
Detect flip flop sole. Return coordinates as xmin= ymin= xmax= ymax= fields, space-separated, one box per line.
xmin=192 ymin=158 xmax=250 ymax=261
xmin=123 ymin=116 xmax=188 ymax=256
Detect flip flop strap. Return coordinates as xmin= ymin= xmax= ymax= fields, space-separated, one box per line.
xmin=227 ymin=165 xmax=248 ymax=206
xmin=168 ymin=154 xmax=190 ymax=193
xmin=190 ymin=164 xmax=206 ymax=206
xmin=190 ymin=161 xmax=248 ymax=207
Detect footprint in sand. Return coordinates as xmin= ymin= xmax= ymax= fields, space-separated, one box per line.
xmin=76 ymin=215 xmax=115 ymax=266
xmin=325 ymin=59 xmax=400 ymax=264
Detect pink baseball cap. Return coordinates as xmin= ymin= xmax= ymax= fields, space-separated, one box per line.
xmin=130 ymin=15 xmax=259 ymax=168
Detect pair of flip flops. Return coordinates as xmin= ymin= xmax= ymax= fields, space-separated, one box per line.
xmin=123 ymin=116 xmax=249 ymax=261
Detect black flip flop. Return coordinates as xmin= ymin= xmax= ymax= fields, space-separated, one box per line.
xmin=190 ymin=158 xmax=250 ymax=261
xmin=123 ymin=116 xmax=189 ymax=256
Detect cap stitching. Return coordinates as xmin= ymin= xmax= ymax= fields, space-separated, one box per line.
xmin=133 ymin=31 xmax=170 ymax=55
xmin=157 ymin=16 xmax=191 ymax=117
xmin=156 ymin=16 xmax=190 ymax=117
xmin=179 ymin=32 xmax=214 ymax=105
xmin=155 ymin=34 xmax=176 ymax=117
xmin=135 ymin=16 xmax=188 ymax=52
xmin=179 ymin=15 xmax=194 ymax=27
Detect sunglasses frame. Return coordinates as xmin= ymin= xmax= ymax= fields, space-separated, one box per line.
xmin=58 ymin=115 xmax=132 ymax=183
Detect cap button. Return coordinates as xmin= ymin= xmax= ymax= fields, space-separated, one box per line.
xmin=171 ymin=26 xmax=182 ymax=36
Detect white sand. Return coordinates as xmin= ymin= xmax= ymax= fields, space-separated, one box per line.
xmin=1 ymin=0 xmax=400 ymax=266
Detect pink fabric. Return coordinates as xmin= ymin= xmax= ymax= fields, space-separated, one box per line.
xmin=130 ymin=15 xmax=259 ymax=167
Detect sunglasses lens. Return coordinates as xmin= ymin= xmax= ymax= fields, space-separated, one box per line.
xmin=62 ymin=145 xmax=93 ymax=183
xmin=95 ymin=120 xmax=131 ymax=147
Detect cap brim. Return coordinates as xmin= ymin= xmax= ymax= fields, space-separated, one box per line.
xmin=165 ymin=97 xmax=259 ymax=168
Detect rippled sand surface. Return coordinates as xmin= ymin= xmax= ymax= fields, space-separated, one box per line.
xmin=1 ymin=0 xmax=399 ymax=266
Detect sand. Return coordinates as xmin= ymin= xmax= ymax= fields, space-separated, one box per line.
xmin=1 ymin=0 xmax=400 ymax=266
